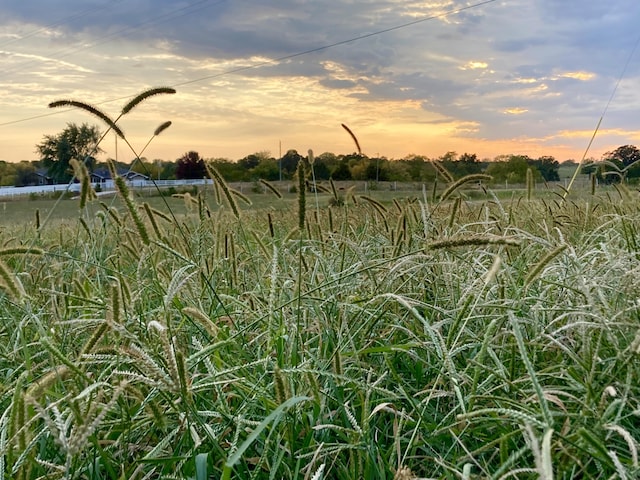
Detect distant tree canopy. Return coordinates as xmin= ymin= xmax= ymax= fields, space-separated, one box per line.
xmin=598 ymin=145 xmax=640 ymax=182
xmin=529 ymin=156 xmax=560 ymax=182
xmin=485 ymin=155 xmax=533 ymax=183
xmin=33 ymin=134 xmax=640 ymax=188
xmin=36 ymin=123 xmax=102 ymax=183
xmin=484 ymin=154 xmax=559 ymax=183
xmin=175 ymin=151 xmax=206 ymax=179
xmin=14 ymin=162 xmax=39 ymax=187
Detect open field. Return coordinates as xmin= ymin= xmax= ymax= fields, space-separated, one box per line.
xmin=1 ymin=175 xmax=639 ymax=479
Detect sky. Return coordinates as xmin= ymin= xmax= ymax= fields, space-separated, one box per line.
xmin=1 ymin=0 xmax=640 ymax=164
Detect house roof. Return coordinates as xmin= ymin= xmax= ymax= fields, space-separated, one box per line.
xmin=90 ymin=169 xmax=149 ymax=180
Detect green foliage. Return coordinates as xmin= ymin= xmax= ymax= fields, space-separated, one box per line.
xmin=1 ymin=179 xmax=640 ymax=478
xmin=35 ymin=122 xmax=102 ymax=183
xmin=599 ymin=145 xmax=640 ymax=182
xmin=331 ymin=158 xmax=352 ymax=180
xmin=486 ymin=154 xmax=533 ymax=183
xmin=13 ymin=161 xmax=39 ymax=187
xmin=529 ymin=155 xmax=560 ymax=181
xmin=280 ymin=149 xmax=305 ymax=178
xmin=175 ymin=150 xmax=207 ymax=179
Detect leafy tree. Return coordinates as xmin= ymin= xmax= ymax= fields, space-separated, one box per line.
xmin=529 ymin=155 xmax=560 ymax=182
xmin=400 ymin=154 xmax=435 ymax=181
xmin=238 ymin=152 xmax=272 ymax=173
xmin=385 ymin=159 xmax=410 ymax=182
xmin=310 ymin=159 xmax=331 ymax=180
xmin=175 ymin=151 xmax=206 ymax=180
xmin=604 ymin=145 xmax=640 ymax=167
xmin=160 ymin=161 xmax=177 ymax=180
xmin=331 ymin=159 xmax=352 ymax=180
xmin=316 ymin=152 xmax=340 ymax=172
xmin=456 ymin=153 xmax=484 ymax=176
xmin=252 ymin=157 xmax=280 ymax=181
xmin=14 ymin=161 xmax=39 ymax=187
xmin=486 ymin=155 xmax=533 ymax=183
xmin=36 ymin=123 xmax=102 ymax=183
xmin=129 ymin=157 xmax=161 ymax=179
xmin=210 ymin=158 xmax=246 ymax=182
xmin=280 ymin=149 xmax=304 ymax=178
xmin=601 ymin=145 xmax=640 ymax=181
xmin=0 ymin=161 xmax=17 ymax=186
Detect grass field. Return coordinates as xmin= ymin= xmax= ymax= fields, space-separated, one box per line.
xmin=0 ymin=171 xmax=639 ymax=479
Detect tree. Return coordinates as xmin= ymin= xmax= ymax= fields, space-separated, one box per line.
xmin=14 ymin=161 xmax=39 ymax=187
xmin=529 ymin=155 xmax=560 ymax=182
xmin=36 ymin=123 xmax=102 ymax=183
xmin=280 ymin=149 xmax=304 ymax=178
xmin=210 ymin=158 xmax=246 ymax=182
xmin=331 ymin=159 xmax=352 ymax=180
xmin=252 ymin=157 xmax=280 ymax=181
xmin=485 ymin=155 xmax=533 ymax=183
xmin=456 ymin=153 xmax=484 ymax=176
xmin=175 ymin=151 xmax=206 ymax=179
xmin=601 ymin=145 xmax=640 ymax=181
xmin=400 ymin=154 xmax=435 ymax=181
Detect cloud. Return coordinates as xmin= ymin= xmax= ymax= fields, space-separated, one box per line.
xmin=0 ymin=0 xmax=639 ymax=163
xmin=504 ymin=108 xmax=528 ymax=115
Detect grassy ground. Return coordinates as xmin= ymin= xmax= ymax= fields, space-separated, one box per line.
xmin=0 ymin=175 xmax=639 ymax=479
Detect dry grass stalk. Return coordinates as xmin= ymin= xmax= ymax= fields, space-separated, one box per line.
xmin=440 ymin=174 xmax=492 ymax=202
xmin=49 ymin=100 xmax=124 ymax=138
xmin=426 ymin=235 xmax=521 ymax=250
xmin=70 ymin=158 xmax=96 ymax=208
xmin=121 ymin=87 xmax=176 ymax=115
xmin=230 ymin=187 xmax=252 ymax=206
xmin=431 ymin=161 xmax=454 ymax=183
xmin=524 ymin=244 xmax=568 ymax=287
xmin=143 ymin=202 xmax=163 ymax=240
xmin=24 ymin=366 xmax=70 ymax=401
xmin=109 ymin=160 xmax=150 ymax=245
xmin=274 ymin=366 xmax=289 ymax=404
xmin=297 ymin=161 xmax=307 ymax=230
xmin=259 ymin=179 xmax=283 ymax=198
xmin=206 ymin=163 xmax=240 ymax=219
xmin=154 ymin=120 xmax=172 ymax=136
xmin=0 ymin=247 xmax=43 ymax=256
xmin=341 ymin=123 xmax=362 ymax=154
xmin=0 ymin=259 xmax=25 ymax=299
xmin=360 ymin=195 xmax=387 ymax=215
xmin=267 ymin=212 xmax=275 ymax=238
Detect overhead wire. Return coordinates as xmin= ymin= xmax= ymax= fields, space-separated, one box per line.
xmin=564 ymin=27 xmax=640 ymax=196
xmin=0 ymin=0 xmax=498 ymax=128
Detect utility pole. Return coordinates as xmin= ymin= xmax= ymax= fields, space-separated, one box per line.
xmin=279 ymin=140 xmax=282 ymax=182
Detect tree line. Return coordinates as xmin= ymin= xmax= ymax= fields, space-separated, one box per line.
xmin=2 ymin=122 xmax=639 ymax=187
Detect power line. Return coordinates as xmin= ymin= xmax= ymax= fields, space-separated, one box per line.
xmin=564 ymin=26 xmax=640 ymax=195
xmin=0 ymin=0 xmax=498 ymax=128
xmin=176 ymin=0 xmax=498 ymax=87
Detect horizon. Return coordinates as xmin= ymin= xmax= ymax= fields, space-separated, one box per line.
xmin=1 ymin=1 xmax=639 ymax=164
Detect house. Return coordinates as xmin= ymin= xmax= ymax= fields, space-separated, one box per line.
xmin=90 ymin=168 xmax=111 ymax=184
xmin=90 ymin=168 xmax=149 ymax=184
xmin=35 ymin=169 xmax=55 ymax=186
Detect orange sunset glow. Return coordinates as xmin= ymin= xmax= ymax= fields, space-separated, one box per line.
xmin=1 ymin=1 xmax=639 ymax=164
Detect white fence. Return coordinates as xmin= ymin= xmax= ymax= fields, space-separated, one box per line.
xmin=0 ymin=179 xmax=216 ymax=198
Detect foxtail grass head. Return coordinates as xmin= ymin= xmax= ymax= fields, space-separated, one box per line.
xmin=341 ymin=123 xmax=362 ymax=154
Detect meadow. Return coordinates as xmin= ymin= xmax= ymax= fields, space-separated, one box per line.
xmin=0 ymin=161 xmax=638 ymax=480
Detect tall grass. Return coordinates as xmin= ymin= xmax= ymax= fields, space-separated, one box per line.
xmin=1 ymin=104 xmax=639 ymax=478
